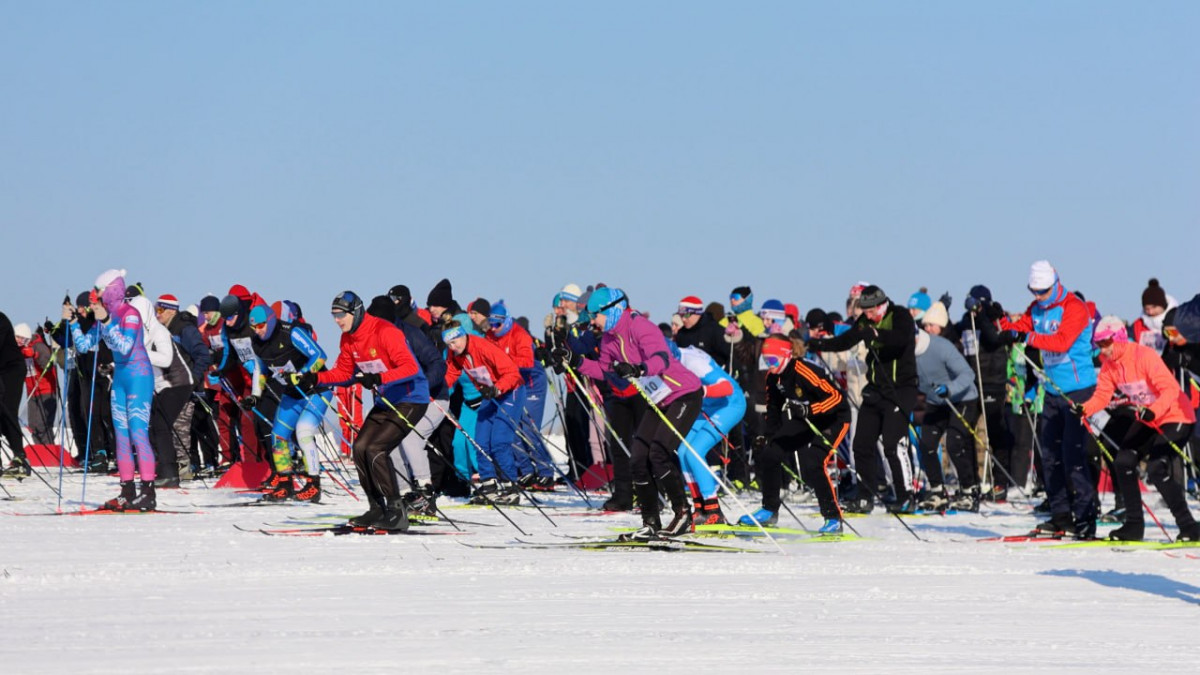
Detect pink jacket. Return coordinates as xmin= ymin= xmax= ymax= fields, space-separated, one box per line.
xmin=1082 ymin=341 xmax=1195 ymax=425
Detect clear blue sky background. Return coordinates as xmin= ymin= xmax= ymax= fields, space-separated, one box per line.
xmin=3 ymin=2 xmax=1197 ymax=337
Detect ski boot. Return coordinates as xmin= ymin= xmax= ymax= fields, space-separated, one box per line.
xmin=619 ymin=513 xmax=662 ymax=542
xmin=404 ymin=485 xmax=435 ymax=516
xmin=372 ymin=496 xmax=410 ymax=532
xmin=694 ymin=497 xmax=726 ymax=526
xmin=886 ymin=496 xmax=917 ymax=515
xmin=517 ymin=473 xmax=539 ymax=490
xmin=818 ymin=518 xmax=843 ymax=535
xmin=1176 ymin=522 xmax=1200 ymax=542
xmin=738 ymin=508 xmax=778 ymax=527
xmin=842 ymin=497 xmax=873 ymax=515
xmin=127 ymin=481 xmax=157 ymax=512
xmin=1073 ymin=511 xmax=1098 ymax=540
xmin=987 ymin=485 xmax=1008 ymax=504
xmin=103 ymin=481 xmax=137 ymax=511
xmin=492 ymin=482 xmax=521 ymax=506
xmin=917 ymin=489 xmax=949 ymax=513
xmin=469 ymin=479 xmax=501 ymax=505
xmin=87 ymin=452 xmax=109 ymax=475
xmin=950 ymin=487 xmax=980 ymax=513
xmin=534 ymin=475 xmax=557 ymax=492
xmin=1107 ymin=520 xmax=1145 ymax=542
xmin=2 ymin=457 xmax=31 ymax=478
xmin=293 ymin=474 xmax=321 ymax=503
xmin=661 ymin=506 xmax=695 ymax=537
xmin=1034 ymin=512 xmax=1074 ymax=537
xmin=601 ymin=493 xmax=634 ymax=512
xmin=1099 ymin=507 xmax=1125 ymax=524
xmin=260 ymin=472 xmax=288 ymax=493
xmin=262 ymin=473 xmax=295 ymax=502
xmin=349 ymin=497 xmax=384 ymax=528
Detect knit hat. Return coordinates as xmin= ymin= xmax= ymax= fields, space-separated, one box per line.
xmin=857 ymin=285 xmax=888 ymax=309
xmin=248 ymin=304 xmax=279 ymax=338
xmin=13 ymin=323 xmax=31 ymax=341
xmin=367 ymin=295 xmax=396 ymax=324
xmin=784 ymin=303 xmax=800 ymax=326
xmin=185 ymin=304 xmax=199 ymax=317
xmin=922 ymin=301 xmax=949 ymax=328
xmin=388 ymin=284 xmax=412 ymax=305
xmin=199 ymin=295 xmax=221 ymax=313
xmin=760 ymin=299 xmax=787 ymax=324
xmin=1142 ymin=278 xmax=1168 ymax=309
xmin=760 ymin=335 xmax=791 ymax=374
xmin=469 ymin=297 xmax=492 ymax=317
xmin=848 ymin=282 xmax=871 ymax=299
xmin=156 ymin=294 xmax=179 ymax=312
xmin=76 ymin=291 xmax=91 ymax=308
xmin=1028 ymin=260 xmax=1057 ymax=292
xmin=677 ymin=296 xmax=704 ymax=316
xmin=805 ymin=308 xmax=832 ymax=334
xmin=560 ymin=284 xmax=582 ymax=303
xmin=124 ymin=283 xmax=144 ymax=299
xmin=1092 ymin=315 xmax=1129 ymax=344
xmin=968 ymin=285 xmax=992 ymax=305
xmin=907 ymin=288 xmax=932 ymax=316
xmin=427 ymin=278 xmax=453 ymax=308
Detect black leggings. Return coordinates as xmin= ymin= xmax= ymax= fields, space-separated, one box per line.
xmin=0 ymin=366 xmax=26 ymax=460
xmin=919 ymin=400 xmax=979 ymax=491
xmin=630 ymin=391 xmax=702 ymax=517
xmin=853 ymin=389 xmax=916 ymax=502
xmin=1106 ymin=415 xmax=1195 ymax=529
xmin=604 ymin=394 xmax=646 ymax=502
xmin=759 ymin=414 xmax=850 ymax=519
xmin=354 ymin=403 xmax=427 ymax=502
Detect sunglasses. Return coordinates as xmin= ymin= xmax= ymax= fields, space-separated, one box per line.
xmin=1028 ymin=286 xmax=1053 ymax=296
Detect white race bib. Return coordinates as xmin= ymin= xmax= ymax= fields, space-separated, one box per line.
xmin=639 ymin=375 xmax=673 ymax=405
xmin=356 ymin=359 xmax=388 ymax=375
xmin=230 ymin=337 xmax=255 ymax=364
xmin=465 ymin=366 xmax=494 ymax=387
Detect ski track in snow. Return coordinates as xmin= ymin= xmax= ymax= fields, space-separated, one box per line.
xmin=2 ymin=472 xmax=1198 ymax=674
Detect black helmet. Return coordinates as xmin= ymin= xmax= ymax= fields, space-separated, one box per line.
xmin=332 ymin=290 xmax=365 ymax=332
xmin=218 ymin=294 xmax=241 ymax=319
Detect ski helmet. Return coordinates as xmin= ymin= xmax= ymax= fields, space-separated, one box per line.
xmin=93 ymin=269 xmax=127 ymax=314
xmin=219 ymin=294 xmax=242 ymax=320
xmin=331 ymin=290 xmax=365 ymax=332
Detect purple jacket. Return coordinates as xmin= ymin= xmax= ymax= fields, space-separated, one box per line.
xmin=578 ymin=309 xmax=701 ymax=407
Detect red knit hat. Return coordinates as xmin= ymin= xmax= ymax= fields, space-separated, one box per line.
xmin=155 ymin=294 xmax=180 ymax=311
xmin=677 ymin=296 xmax=704 ymax=315
xmin=228 ymin=284 xmax=252 ymax=302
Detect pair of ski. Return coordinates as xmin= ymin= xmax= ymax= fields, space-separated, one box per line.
xmin=465 ymin=533 xmax=762 ymax=553
xmin=234 ymin=523 xmax=471 ymax=537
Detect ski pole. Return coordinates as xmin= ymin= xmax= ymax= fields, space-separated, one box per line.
xmin=56 ymin=330 xmax=69 ymax=512
xmin=941 ymin=398 xmax=1031 ymax=501
xmin=79 ymin=350 xmax=100 ymax=508
xmin=625 ymin=378 xmax=785 ymax=554
xmin=492 ymin=403 xmax=596 ymax=508
xmin=967 ymin=313 xmax=995 ymax=490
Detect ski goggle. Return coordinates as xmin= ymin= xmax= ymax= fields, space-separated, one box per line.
xmin=1028 ymin=285 xmax=1053 ymax=296
xmin=488 ymin=315 xmax=505 ymax=327
xmin=331 ymin=309 xmax=349 ymax=319
xmin=677 ymin=305 xmax=704 ymax=316
xmin=762 ymin=353 xmax=786 ymax=370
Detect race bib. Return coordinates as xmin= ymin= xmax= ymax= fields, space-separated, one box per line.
xmin=268 ymin=361 xmax=297 ymax=384
xmin=356 ymin=359 xmax=388 ymax=375
xmin=1042 ymin=350 xmax=1069 ymax=367
xmin=208 ymin=335 xmax=223 ymax=350
xmin=961 ymin=329 xmax=979 ymax=357
xmin=230 ymin=337 xmax=255 ymax=364
xmin=640 ymin=375 xmax=673 ymax=405
xmin=1138 ymin=330 xmax=1165 ymax=353
xmin=1116 ymin=379 xmax=1157 ymax=406
xmin=465 ymin=366 xmax=494 ymax=387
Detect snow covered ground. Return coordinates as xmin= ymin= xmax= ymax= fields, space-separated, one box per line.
xmin=2 ymin=467 xmax=1198 ymax=675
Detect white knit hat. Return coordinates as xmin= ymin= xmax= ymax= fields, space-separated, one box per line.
xmin=922 ymin=301 xmax=949 ymax=328
xmin=13 ymin=323 xmax=32 ymax=341
xmin=1028 ymin=260 xmax=1057 ymax=291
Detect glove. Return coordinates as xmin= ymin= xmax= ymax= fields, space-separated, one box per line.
xmin=985 ymin=301 xmax=1005 ymax=322
xmin=464 ymin=396 xmax=483 ymax=410
xmin=938 ymin=292 xmax=953 ymax=310
xmin=1137 ymin=407 xmax=1156 ymax=422
xmin=752 ymin=435 xmax=769 ymax=450
xmin=43 ymin=319 xmax=57 ymax=334
xmin=786 ymin=399 xmax=810 ymax=419
xmin=997 ymin=330 xmax=1020 ymax=347
xmin=934 ymin=384 xmax=949 ymax=398
xmin=354 ymin=372 xmax=382 ymax=389
xmin=1069 ymin=401 xmax=1085 ymax=418
xmin=534 ymin=346 xmax=550 ymax=365
xmin=477 ymin=385 xmax=499 ymax=399
xmin=290 ymin=371 xmax=318 ymax=394
xmin=808 ymin=337 xmax=827 ymax=352
xmin=550 ymin=347 xmax=582 ymax=370
xmin=612 ymin=361 xmax=646 ymax=379
xmin=238 ymin=395 xmax=259 ymax=411
xmin=206 ymin=372 xmax=222 ymax=388
xmin=964 ymin=296 xmax=981 ymax=313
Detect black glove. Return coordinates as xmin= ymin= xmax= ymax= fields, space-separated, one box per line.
xmin=786 ymin=398 xmax=810 ymax=419
xmin=239 ymin=395 xmax=259 ymax=411
xmin=808 ymin=337 xmax=827 ymax=352
xmin=938 ymin=291 xmax=953 ymax=310
xmin=354 ymin=372 xmax=382 ymax=389
xmin=1137 ymin=407 xmax=1156 ymax=422
xmin=550 ymin=347 xmax=582 ymax=370
xmin=752 ymin=435 xmax=769 ymax=450
xmin=613 ymin=362 xmax=646 ymax=379
xmin=464 ymin=396 xmax=483 ymax=410
xmin=1069 ymin=401 xmax=1086 ymax=418
xmin=534 ymin=346 xmax=551 ymax=365
xmin=964 ymin=296 xmax=982 ymax=314
xmin=985 ymin=301 xmax=1005 ymax=322
xmin=997 ymin=330 xmax=1020 ymax=347
xmin=291 ymin=371 xmax=318 ymax=394
xmin=42 ymin=320 xmax=57 ymax=334
xmin=477 ymin=385 xmax=499 ymax=399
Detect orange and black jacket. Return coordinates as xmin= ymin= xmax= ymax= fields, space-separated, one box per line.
xmin=764 ymin=355 xmax=849 ymax=436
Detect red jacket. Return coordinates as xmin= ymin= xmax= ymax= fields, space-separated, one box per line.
xmin=318 ymin=314 xmax=427 ymax=403
xmin=445 ymin=335 xmax=523 ymax=394
xmin=487 ymin=322 xmax=535 ymax=370
xmin=22 ymin=335 xmax=57 ymax=397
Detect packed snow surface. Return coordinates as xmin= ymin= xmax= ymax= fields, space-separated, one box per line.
xmin=2 ymin=469 xmax=1198 ymax=675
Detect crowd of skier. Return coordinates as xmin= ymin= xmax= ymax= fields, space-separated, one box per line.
xmin=1 ymin=261 xmax=1199 ymax=543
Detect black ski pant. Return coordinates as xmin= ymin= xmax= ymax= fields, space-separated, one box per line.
xmin=853 ymin=388 xmax=916 ymax=503
xmin=759 ymin=413 xmax=850 ymax=520
xmin=26 ymin=393 xmax=58 ymax=446
xmin=354 ymin=402 xmax=427 ymax=503
xmin=151 ymin=385 xmax=190 ymax=481
xmin=919 ymin=400 xmax=980 ymax=491
xmin=69 ymin=371 xmax=114 ymax=461
xmin=0 ymin=366 xmax=26 ymax=461
xmin=191 ymin=390 xmax=222 ymax=469
xmin=630 ymin=390 xmax=702 ymax=520
xmin=604 ymin=393 xmax=646 ymax=506
xmin=979 ymin=387 xmax=1017 ymax=487
xmin=1105 ymin=414 xmax=1195 ymax=529
xmin=563 ymin=387 xmax=593 ymax=477
xmin=1004 ymin=402 xmax=1037 ymax=491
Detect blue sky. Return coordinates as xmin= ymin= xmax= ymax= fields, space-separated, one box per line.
xmin=2 ymin=2 xmax=1197 ymax=336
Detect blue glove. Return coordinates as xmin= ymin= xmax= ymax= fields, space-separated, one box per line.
xmin=934 ymin=384 xmax=949 ymax=398
xmin=1023 ymin=388 xmax=1038 ymax=405
xmin=206 ymin=372 xmax=221 ymax=387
